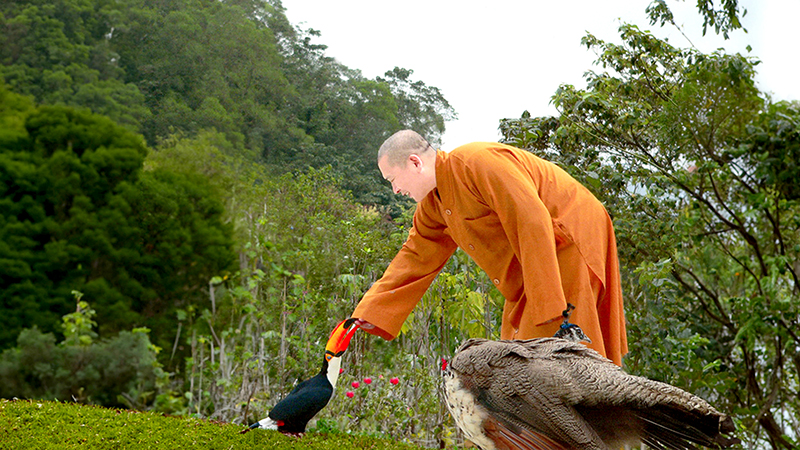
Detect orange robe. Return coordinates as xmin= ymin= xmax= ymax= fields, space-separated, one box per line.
xmin=352 ymin=142 xmax=628 ymax=365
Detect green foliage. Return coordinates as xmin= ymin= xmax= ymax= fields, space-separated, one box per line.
xmin=0 ymin=399 xmax=427 ymax=449
xmin=0 ymin=302 xmax=165 ymax=408
xmin=646 ymin=0 xmax=746 ymax=39
xmin=744 ymin=101 xmax=800 ymax=200
xmin=0 ymin=93 xmax=236 ymax=351
xmin=115 ymin=167 xmax=236 ymax=351
xmin=116 ymin=0 xmax=302 ymax=153
xmin=377 ymin=67 xmax=457 ymax=146
xmin=328 ymin=365 xmax=444 ymax=445
xmin=0 ymin=0 xmax=151 ymax=131
xmin=61 ymin=292 xmax=98 ymax=347
xmin=0 ymin=98 xmax=147 ymax=346
xmin=0 ymin=81 xmax=34 ymax=144
xmin=177 ymin=167 xmax=403 ymax=419
xmin=2 ymin=0 xmax=455 ymax=213
xmin=500 ymin=23 xmax=799 ymax=449
xmin=274 ymin=24 xmax=454 ymax=207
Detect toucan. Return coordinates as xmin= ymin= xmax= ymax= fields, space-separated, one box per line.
xmin=244 ymin=317 xmax=360 ymax=435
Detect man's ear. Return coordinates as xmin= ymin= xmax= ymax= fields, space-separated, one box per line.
xmin=408 ymin=154 xmax=423 ymax=170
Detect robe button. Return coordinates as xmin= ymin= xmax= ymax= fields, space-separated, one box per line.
xmin=493 ymin=278 xmax=500 ymax=285
xmin=468 ymin=244 xmax=475 ymax=250
xmin=445 ymin=209 xmax=452 ymax=215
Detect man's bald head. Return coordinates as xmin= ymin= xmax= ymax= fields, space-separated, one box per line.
xmin=378 ymin=130 xmax=434 ymax=167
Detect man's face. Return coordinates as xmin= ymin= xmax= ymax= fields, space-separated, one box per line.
xmin=378 ymin=154 xmax=431 ymax=203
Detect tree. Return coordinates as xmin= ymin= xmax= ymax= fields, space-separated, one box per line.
xmin=500 ymin=25 xmax=799 ymax=449
xmin=111 ymin=0 xmax=305 ymax=154
xmin=646 ymin=0 xmax=746 ymax=39
xmin=116 ymin=168 xmax=235 ymax=350
xmin=378 ymin=67 xmax=457 ymax=147
xmin=0 ymin=93 xmax=235 ymax=351
xmin=0 ymin=0 xmax=151 ymax=131
xmin=2 ymin=0 xmax=457 ymax=214
xmin=0 ymin=99 xmax=149 ymax=347
xmin=267 ymin=24 xmax=385 ymax=199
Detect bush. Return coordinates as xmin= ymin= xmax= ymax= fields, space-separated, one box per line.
xmin=0 ymin=308 xmax=165 ymax=408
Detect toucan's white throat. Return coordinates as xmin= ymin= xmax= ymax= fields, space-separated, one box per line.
xmin=327 ymin=356 xmax=342 ymax=387
xmin=255 ymin=417 xmax=279 ymax=430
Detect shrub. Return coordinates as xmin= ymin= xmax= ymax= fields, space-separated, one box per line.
xmin=0 ymin=300 xmax=165 ymax=408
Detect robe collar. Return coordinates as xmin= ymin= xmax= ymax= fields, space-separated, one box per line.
xmin=432 ymin=149 xmax=450 ymax=203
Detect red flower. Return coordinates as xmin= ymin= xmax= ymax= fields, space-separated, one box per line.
xmin=351 ymin=381 xmax=360 ymax=389
xmin=345 ymin=391 xmax=354 ymax=398
xmin=390 ymin=377 xmax=400 ymax=385
xmin=441 ymin=357 xmax=448 ymax=371
xmin=363 ymin=377 xmax=372 ymax=384
xmin=339 ymin=368 xmax=344 ymax=374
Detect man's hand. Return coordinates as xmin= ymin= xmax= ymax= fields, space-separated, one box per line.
xmin=354 ymin=318 xmax=375 ymax=330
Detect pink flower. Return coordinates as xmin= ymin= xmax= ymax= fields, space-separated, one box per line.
xmin=363 ymin=377 xmax=372 ymax=385
xmin=390 ymin=377 xmax=399 ymax=385
xmin=351 ymin=381 xmax=360 ymax=389
xmin=379 ymin=375 xmax=384 ymax=380
xmin=345 ymin=391 xmax=354 ymax=398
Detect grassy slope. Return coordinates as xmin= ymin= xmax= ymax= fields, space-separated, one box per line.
xmin=0 ymin=399 xmax=427 ymax=449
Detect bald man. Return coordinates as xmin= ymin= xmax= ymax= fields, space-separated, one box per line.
xmin=352 ymin=130 xmax=627 ymax=365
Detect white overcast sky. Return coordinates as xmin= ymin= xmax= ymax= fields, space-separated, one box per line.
xmin=280 ymin=0 xmax=799 ymax=149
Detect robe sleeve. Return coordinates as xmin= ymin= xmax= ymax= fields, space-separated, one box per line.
xmin=457 ymin=151 xmax=567 ymax=324
xmin=352 ymin=199 xmax=458 ymax=340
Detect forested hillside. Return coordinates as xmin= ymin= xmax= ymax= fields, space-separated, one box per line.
xmin=0 ymin=0 xmax=454 ymax=351
xmin=0 ymin=0 xmax=454 ymax=201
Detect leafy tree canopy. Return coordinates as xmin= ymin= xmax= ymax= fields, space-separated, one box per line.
xmin=0 ymin=89 xmax=235 ymax=350
xmin=1 ymin=0 xmax=456 ymax=211
xmin=500 ymin=23 xmax=799 ymax=448
xmin=647 ymin=0 xmax=746 ymax=39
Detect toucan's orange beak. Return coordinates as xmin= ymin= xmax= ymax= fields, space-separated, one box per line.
xmin=325 ymin=318 xmax=360 ymax=361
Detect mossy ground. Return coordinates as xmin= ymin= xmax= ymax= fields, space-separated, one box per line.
xmin=0 ymin=399 xmax=428 ymax=449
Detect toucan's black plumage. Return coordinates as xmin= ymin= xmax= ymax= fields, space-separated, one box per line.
xmin=265 ymin=362 xmax=335 ymax=433
xmin=244 ymin=318 xmax=360 ymax=435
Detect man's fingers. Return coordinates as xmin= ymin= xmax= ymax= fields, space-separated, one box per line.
xmin=354 ymin=318 xmax=375 ymax=330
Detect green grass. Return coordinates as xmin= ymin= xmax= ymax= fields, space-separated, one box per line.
xmin=0 ymin=399 xmax=428 ymax=449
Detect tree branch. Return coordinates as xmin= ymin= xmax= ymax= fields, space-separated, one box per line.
xmin=671 ymin=266 xmax=735 ymax=332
